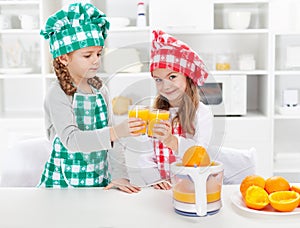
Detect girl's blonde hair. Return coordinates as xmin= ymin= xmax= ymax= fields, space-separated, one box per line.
xmin=53 ymin=58 xmax=102 ymax=96
xmin=153 ymin=77 xmax=200 ymax=135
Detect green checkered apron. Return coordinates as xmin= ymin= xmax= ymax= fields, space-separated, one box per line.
xmin=38 ymin=92 xmax=111 ymax=188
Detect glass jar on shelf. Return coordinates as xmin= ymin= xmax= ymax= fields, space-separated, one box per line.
xmin=216 ymin=54 xmax=231 ymax=71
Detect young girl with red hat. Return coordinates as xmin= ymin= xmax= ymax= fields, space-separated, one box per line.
xmin=140 ymin=30 xmax=213 ymax=190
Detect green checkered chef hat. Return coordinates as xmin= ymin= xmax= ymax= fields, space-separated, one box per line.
xmin=40 ymin=2 xmax=110 ymax=59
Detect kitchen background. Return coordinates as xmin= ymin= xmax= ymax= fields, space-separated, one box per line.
xmin=0 ymin=0 xmax=300 ymax=185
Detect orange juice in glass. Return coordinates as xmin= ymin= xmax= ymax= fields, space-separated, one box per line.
xmin=128 ymin=105 xmax=149 ymax=134
xmin=148 ymin=109 xmax=170 ymax=137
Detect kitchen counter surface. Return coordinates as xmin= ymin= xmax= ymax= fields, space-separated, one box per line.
xmin=0 ymin=185 xmax=299 ymax=228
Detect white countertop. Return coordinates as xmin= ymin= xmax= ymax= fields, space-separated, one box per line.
xmin=0 ymin=185 xmax=299 ymax=228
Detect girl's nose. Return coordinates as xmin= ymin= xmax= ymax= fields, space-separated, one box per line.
xmin=161 ymin=79 xmax=172 ymax=89
xmin=92 ymin=55 xmax=99 ymax=64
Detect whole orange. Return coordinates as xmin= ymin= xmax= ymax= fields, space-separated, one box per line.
xmin=240 ymin=175 xmax=265 ymax=198
xmin=264 ymin=176 xmax=290 ymax=194
xmin=182 ymin=146 xmax=210 ymax=167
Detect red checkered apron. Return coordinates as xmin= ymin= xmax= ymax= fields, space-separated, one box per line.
xmin=153 ymin=121 xmax=184 ymax=180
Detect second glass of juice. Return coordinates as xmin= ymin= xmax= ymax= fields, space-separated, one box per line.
xmin=128 ymin=105 xmax=149 ymax=134
xmin=148 ymin=109 xmax=170 ymax=137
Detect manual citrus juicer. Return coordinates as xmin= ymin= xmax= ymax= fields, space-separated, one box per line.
xmin=170 ymin=160 xmax=224 ymax=216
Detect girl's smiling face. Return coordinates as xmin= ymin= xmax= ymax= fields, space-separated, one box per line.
xmin=152 ymin=68 xmax=187 ymax=104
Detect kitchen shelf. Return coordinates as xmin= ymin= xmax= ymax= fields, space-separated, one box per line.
xmin=274 ymin=31 xmax=300 ymax=36
xmin=0 ymin=1 xmax=39 ymax=5
xmin=166 ymin=29 xmax=269 ymax=35
xmin=214 ymin=115 xmax=269 ymax=122
xmin=214 ymin=1 xmax=269 ymax=30
xmin=0 ymin=29 xmax=39 ymax=34
xmin=213 ymin=0 xmax=269 ymax=3
xmin=109 ymin=26 xmax=150 ymax=33
xmin=274 ymin=115 xmax=300 ymax=120
xmin=275 ymin=105 xmax=300 ymax=117
xmin=212 ymin=29 xmax=269 ymax=34
xmin=109 ymin=111 xmax=268 ymax=123
xmin=45 ymin=74 xmax=55 ymax=79
xmin=0 ymin=110 xmax=43 ymax=119
xmin=275 ymin=71 xmax=300 ymax=75
xmin=0 ymin=74 xmax=41 ymax=79
xmin=274 ymin=119 xmax=300 ymax=168
xmin=274 ymin=153 xmax=300 ymax=173
xmin=0 ymin=0 xmax=300 ymax=181
xmin=219 ymin=110 xmax=269 ymax=119
xmin=211 ymin=70 xmax=268 ymax=75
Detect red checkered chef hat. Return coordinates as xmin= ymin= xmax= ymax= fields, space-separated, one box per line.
xmin=150 ymin=30 xmax=208 ymax=86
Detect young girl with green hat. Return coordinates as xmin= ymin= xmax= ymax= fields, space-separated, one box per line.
xmin=38 ymin=2 xmax=143 ymax=192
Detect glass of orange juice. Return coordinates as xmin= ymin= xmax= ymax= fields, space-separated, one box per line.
xmin=128 ymin=105 xmax=149 ymax=135
xmin=148 ymin=109 xmax=170 ymax=137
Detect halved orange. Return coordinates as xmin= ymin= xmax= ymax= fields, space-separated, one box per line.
xmin=244 ymin=185 xmax=269 ymax=210
xmin=291 ymin=185 xmax=300 ymax=194
xmin=182 ymin=146 xmax=210 ymax=167
xmin=240 ymin=175 xmax=265 ymax=198
xmin=269 ymin=191 xmax=300 ymax=212
xmin=290 ymin=185 xmax=300 ymax=206
xmin=265 ymin=176 xmax=290 ymax=194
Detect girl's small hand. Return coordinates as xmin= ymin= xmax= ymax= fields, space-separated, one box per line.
xmin=128 ymin=117 xmax=146 ymax=136
xmin=153 ymin=120 xmax=172 ymax=142
xmin=111 ymin=118 xmax=145 ymax=141
xmin=152 ymin=180 xmax=172 ymax=190
xmin=153 ymin=120 xmax=178 ymax=151
xmin=104 ymin=178 xmax=141 ymax=193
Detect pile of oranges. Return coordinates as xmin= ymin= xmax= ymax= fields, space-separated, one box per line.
xmin=240 ymin=175 xmax=300 ymax=212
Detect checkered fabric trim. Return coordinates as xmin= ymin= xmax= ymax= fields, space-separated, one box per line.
xmin=40 ymin=2 xmax=109 ymax=58
xmin=39 ymin=138 xmax=110 ymax=188
xmin=150 ymin=30 xmax=209 ymax=86
xmin=38 ymin=93 xmax=110 ymax=188
xmin=153 ymin=122 xmax=183 ymax=180
xmin=73 ymin=93 xmax=108 ymax=131
xmin=153 ymin=139 xmax=177 ymax=180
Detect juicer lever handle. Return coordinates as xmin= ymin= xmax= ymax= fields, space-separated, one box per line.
xmin=188 ymin=168 xmax=211 ymax=216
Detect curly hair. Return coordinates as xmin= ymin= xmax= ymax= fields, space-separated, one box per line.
xmin=153 ymin=77 xmax=200 ymax=135
xmin=53 ymin=58 xmax=102 ymax=96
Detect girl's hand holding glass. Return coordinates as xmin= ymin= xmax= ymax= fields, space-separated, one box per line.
xmin=148 ymin=109 xmax=169 ymax=137
xmin=111 ymin=118 xmax=145 ymax=141
xmin=152 ymin=120 xmax=178 ymax=152
xmin=128 ymin=117 xmax=147 ymax=136
xmin=152 ymin=120 xmax=171 ymax=140
xmin=128 ymin=105 xmax=149 ymax=135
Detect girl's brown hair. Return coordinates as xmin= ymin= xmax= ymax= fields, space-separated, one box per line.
xmin=53 ymin=58 xmax=102 ymax=96
xmin=153 ymin=77 xmax=200 ymax=135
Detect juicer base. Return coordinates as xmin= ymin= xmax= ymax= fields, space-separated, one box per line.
xmin=174 ymin=208 xmax=220 ymax=217
xmin=173 ymin=199 xmax=222 ymax=216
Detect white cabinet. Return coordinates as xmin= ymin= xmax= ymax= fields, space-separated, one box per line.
xmin=149 ymin=0 xmax=213 ymax=32
xmin=0 ymin=0 xmax=42 ymax=118
xmin=270 ymin=0 xmax=300 ymax=179
xmin=0 ymin=0 xmax=300 ymax=181
xmin=147 ymin=0 xmax=299 ymax=179
xmin=149 ymin=0 xmax=272 ymax=177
